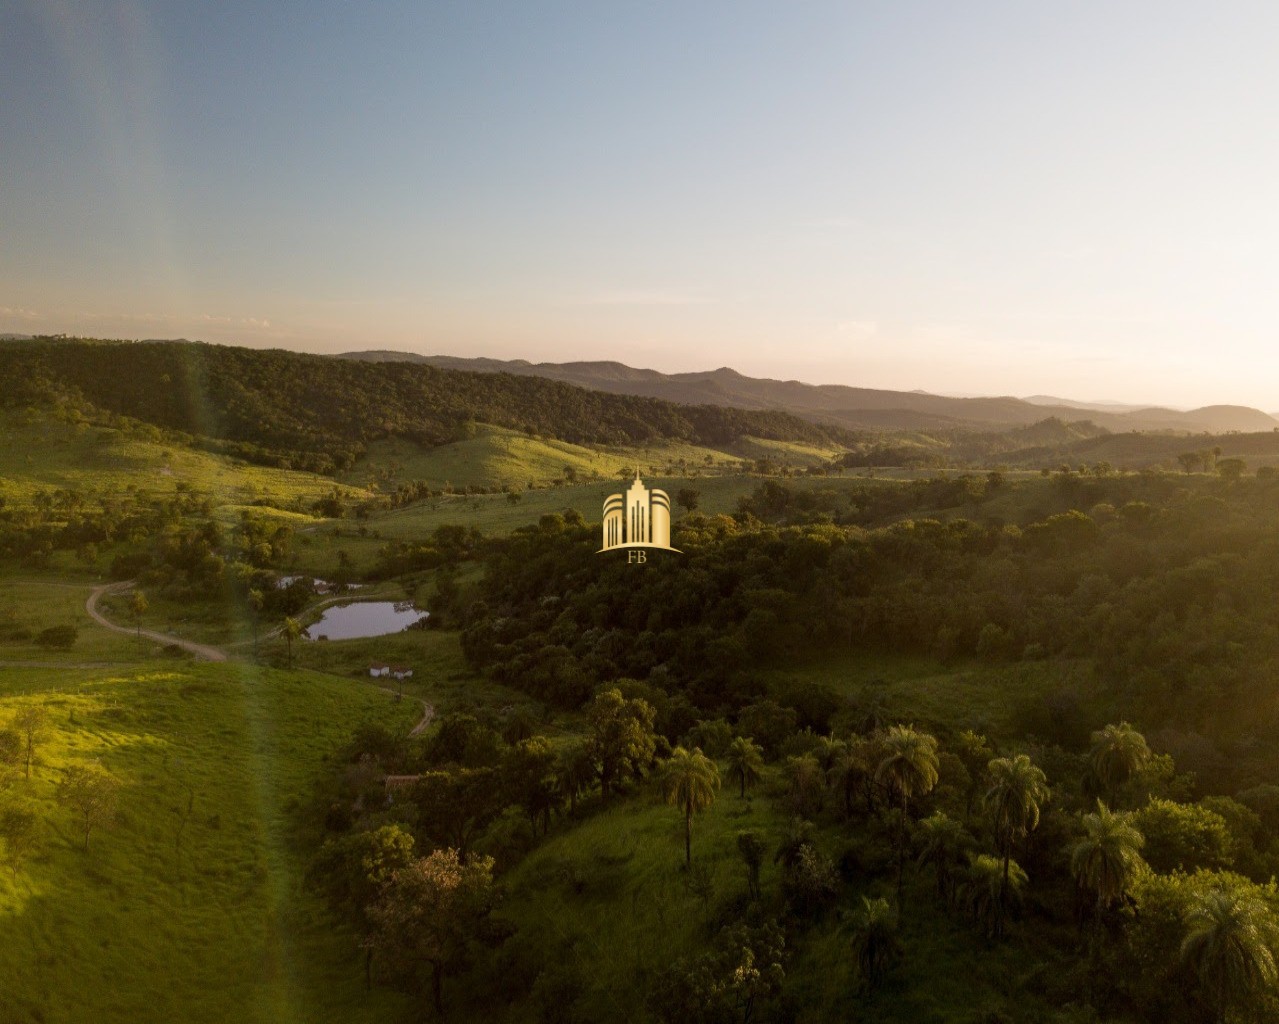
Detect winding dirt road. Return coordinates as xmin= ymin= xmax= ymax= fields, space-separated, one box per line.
xmin=82 ymin=582 xmax=435 ymax=734
xmin=85 ymin=581 xmax=228 ymax=662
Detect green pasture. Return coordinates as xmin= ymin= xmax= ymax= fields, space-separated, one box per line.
xmin=0 ymin=411 xmax=367 ymax=511
xmin=0 ymin=662 xmax=418 ymax=1024
xmin=336 ymin=425 xmax=839 ymax=494
xmin=0 ymin=579 xmax=140 ymax=665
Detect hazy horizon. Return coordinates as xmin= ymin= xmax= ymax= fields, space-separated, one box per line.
xmin=5 ymin=1 xmax=1279 ymax=409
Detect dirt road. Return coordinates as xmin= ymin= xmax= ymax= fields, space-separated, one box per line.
xmin=83 ymin=582 xmax=435 ymax=734
xmin=85 ymin=582 xmax=228 ymax=662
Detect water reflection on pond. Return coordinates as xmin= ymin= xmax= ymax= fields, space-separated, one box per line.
xmin=304 ymin=601 xmax=429 ymax=641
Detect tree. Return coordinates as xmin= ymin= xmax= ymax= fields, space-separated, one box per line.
xmin=0 ymin=729 xmax=19 ymax=782
xmin=785 ymin=754 xmax=823 ymax=816
xmin=366 ymin=848 xmax=500 ymax=1017
xmin=283 ymin=616 xmax=301 ymax=668
xmin=1087 ymin=722 xmax=1151 ymax=807
xmin=554 ymin=741 xmax=596 ymax=816
xmin=675 ymin=488 xmax=701 ymax=514
xmin=1069 ymin=801 xmax=1145 ymax=921
xmin=961 ymin=853 xmax=1027 ymax=940
xmin=737 ymin=830 xmax=765 ymax=900
xmin=659 ymin=746 xmax=720 ymax=866
xmin=0 ymin=804 xmax=40 ymax=880
xmin=1180 ymin=887 xmax=1278 ymax=1024
xmin=1217 ymin=458 xmax=1246 ymax=482
xmin=784 ymin=843 xmax=839 ymax=919
xmin=984 ymin=754 xmax=1049 ymax=917
xmin=648 ymin=922 xmax=786 ymax=1024
xmin=1178 ymin=451 xmax=1201 ymax=474
xmin=129 ymin=590 xmax=148 ymax=640
xmin=57 ymin=763 xmax=120 ymax=852
xmin=411 ymin=768 xmax=502 ymax=855
xmin=501 ymin=736 xmax=558 ymax=835
xmin=849 ymin=896 xmax=902 ymax=991
xmin=875 ymin=725 xmax=939 ymax=899
xmin=12 ymin=704 xmax=48 ymax=781
xmin=915 ymin=811 xmax=975 ymax=903
xmin=725 ymin=736 xmax=764 ymax=799
xmin=587 ymin=688 xmax=656 ymax=799
xmin=953 ymin=730 xmax=994 ymax=822
xmin=734 ymin=700 xmax=797 ymax=759
xmin=247 ymin=588 xmax=264 ymax=654
xmin=1133 ymin=798 xmax=1233 ymax=874
xmin=774 ymin=817 xmax=820 ymax=876
xmin=829 ymin=741 xmax=874 ymax=818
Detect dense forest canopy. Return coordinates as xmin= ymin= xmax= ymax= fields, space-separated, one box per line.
xmin=0 ymin=338 xmax=855 ymax=473
xmin=460 ymin=471 xmax=1279 ymax=790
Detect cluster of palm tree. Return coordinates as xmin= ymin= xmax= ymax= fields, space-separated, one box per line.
xmin=656 ymin=717 xmax=1279 ymax=1019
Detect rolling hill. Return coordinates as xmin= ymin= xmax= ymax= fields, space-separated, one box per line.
xmin=0 ymin=338 xmax=857 ymax=473
xmin=341 ymin=351 xmax=1278 ymax=434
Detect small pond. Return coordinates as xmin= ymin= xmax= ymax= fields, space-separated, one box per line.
xmin=304 ymin=601 xmax=429 ymax=641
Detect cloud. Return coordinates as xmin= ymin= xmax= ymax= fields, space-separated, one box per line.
xmin=0 ymin=306 xmax=41 ymax=320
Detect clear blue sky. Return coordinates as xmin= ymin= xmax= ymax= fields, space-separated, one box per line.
xmin=4 ymin=1 xmax=1279 ymax=408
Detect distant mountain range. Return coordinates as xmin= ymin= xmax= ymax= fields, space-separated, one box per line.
xmin=339 ymin=351 xmax=1278 ymax=434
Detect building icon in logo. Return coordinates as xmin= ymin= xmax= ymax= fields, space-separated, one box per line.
xmin=599 ymin=470 xmax=681 ymax=556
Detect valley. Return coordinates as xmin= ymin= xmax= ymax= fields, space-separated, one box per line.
xmin=1 ymin=339 xmax=1279 ymax=1022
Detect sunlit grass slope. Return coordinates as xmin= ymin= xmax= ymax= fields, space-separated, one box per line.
xmin=339 ymin=425 xmax=844 ymax=492
xmin=338 ymin=426 xmax=735 ymax=491
xmin=0 ymin=411 xmax=367 ymax=510
xmin=0 ymin=663 xmax=417 ymax=1024
xmin=0 ymin=580 xmax=142 ymax=663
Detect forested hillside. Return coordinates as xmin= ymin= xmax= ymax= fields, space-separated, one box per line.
xmin=340 ymin=351 xmax=1279 ymax=434
xmin=0 ymin=339 xmax=853 ymax=474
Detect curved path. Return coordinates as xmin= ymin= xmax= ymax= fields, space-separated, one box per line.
xmin=371 ymin=686 xmax=436 ymax=737
xmin=82 ymin=582 xmax=435 ymax=735
xmin=85 ymin=581 xmax=227 ymax=662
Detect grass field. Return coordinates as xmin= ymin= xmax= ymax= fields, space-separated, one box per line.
xmin=361 ymin=473 xmax=867 ymax=541
xmin=336 ymin=425 xmax=845 ymax=493
xmin=0 ymin=579 xmax=141 ymax=664
xmin=0 ymin=411 xmax=368 ymax=512
xmin=0 ymin=662 xmax=419 ymax=1024
xmin=759 ymin=649 xmax=1100 ymax=738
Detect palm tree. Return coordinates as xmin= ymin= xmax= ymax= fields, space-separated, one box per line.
xmin=984 ymin=754 xmax=1049 ymax=903
xmin=953 ymin=729 xmax=994 ymax=822
xmin=829 ymin=743 xmax=873 ymax=819
xmin=726 ymin=736 xmax=764 ymax=799
xmin=659 ymin=746 xmax=720 ymax=866
xmin=786 ymin=754 xmax=824 ymax=815
xmin=961 ymin=853 xmax=1027 ymax=940
xmin=875 ymin=725 xmax=940 ymax=899
xmin=1069 ymin=801 xmax=1145 ymax=921
xmin=916 ymin=811 xmax=975 ymax=903
xmin=1087 ymin=722 xmax=1151 ymax=807
xmin=283 ymin=616 xmax=301 ymax=668
xmin=774 ymin=817 xmax=819 ymax=875
xmin=1180 ymin=887 xmax=1278 ymax=1024
xmin=811 ymin=735 xmax=846 ymax=772
xmin=849 ymin=896 xmax=902 ymax=991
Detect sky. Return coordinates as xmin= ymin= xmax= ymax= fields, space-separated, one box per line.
xmin=3 ymin=1 xmax=1279 ymax=409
